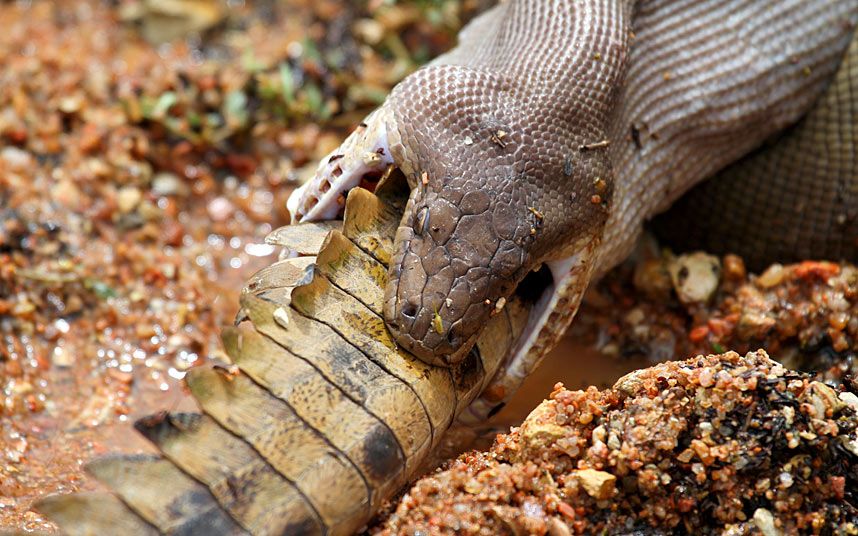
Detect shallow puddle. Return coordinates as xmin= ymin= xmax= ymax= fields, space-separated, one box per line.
xmin=494 ymin=336 xmax=650 ymax=426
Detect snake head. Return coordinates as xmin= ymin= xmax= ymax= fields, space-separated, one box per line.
xmin=379 ymin=63 xmax=615 ymax=367
xmin=289 ymin=1 xmax=626 ymax=368
xmin=384 ymin=148 xmax=538 ymax=367
xmin=288 ymin=63 xmax=615 ymax=368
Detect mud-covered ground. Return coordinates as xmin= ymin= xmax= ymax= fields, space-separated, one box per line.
xmin=2 ymin=1 xmax=856 ymax=533
xmin=0 ymin=1 xmax=471 ymax=530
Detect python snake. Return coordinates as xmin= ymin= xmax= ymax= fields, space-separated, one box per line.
xmin=39 ymin=1 xmax=858 ymax=534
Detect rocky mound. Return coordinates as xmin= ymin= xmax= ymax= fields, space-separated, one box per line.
xmin=375 ymin=350 xmax=858 ymax=535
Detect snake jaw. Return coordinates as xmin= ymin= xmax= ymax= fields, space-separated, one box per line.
xmin=462 ymin=236 xmax=601 ymax=421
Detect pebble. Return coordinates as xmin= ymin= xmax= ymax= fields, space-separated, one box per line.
xmin=572 ymin=469 xmax=616 ymax=500
xmin=207 ymin=196 xmax=235 ymax=222
xmin=519 ymin=401 xmax=567 ymax=453
xmin=152 ymin=172 xmax=186 ymax=196
xmin=51 ymin=347 xmax=73 ymax=368
xmin=757 ymin=264 xmax=785 ymax=288
xmin=546 ymin=517 xmax=571 ymax=536
xmin=633 ymin=258 xmax=672 ymax=300
xmin=722 ymin=254 xmax=746 ymax=281
xmin=1 ymin=147 xmax=33 ymax=171
xmin=107 ymin=368 xmax=134 ymax=385
xmin=668 ymin=252 xmax=721 ymax=304
xmin=353 ymin=19 xmax=385 ymax=45
xmin=117 ymin=186 xmax=142 ymax=214
xmin=839 ymin=391 xmax=858 ymax=411
xmin=12 ymin=382 xmax=33 ymax=395
xmin=698 ymin=367 xmax=714 ymax=387
xmin=803 ymin=382 xmax=844 ymax=418
xmin=753 ymin=508 xmax=780 ymax=536
xmin=52 ymin=179 xmax=83 ymax=211
xmin=736 ymin=311 xmax=776 ymax=339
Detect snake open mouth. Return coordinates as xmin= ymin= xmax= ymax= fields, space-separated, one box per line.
xmin=453 ymin=248 xmax=597 ymax=422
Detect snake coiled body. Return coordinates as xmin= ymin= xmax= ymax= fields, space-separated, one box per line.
xmin=40 ymin=1 xmax=858 ymax=535
xmin=655 ymin=25 xmax=858 ymax=270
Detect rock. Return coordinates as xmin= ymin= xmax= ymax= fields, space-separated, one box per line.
xmin=668 ymin=252 xmax=721 ymax=304
xmin=51 ymin=347 xmax=73 ymax=368
xmin=1 ymin=146 xmax=33 ymax=171
xmin=137 ymin=200 xmax=163 ymax=221
xmin=757 ymin=264 xmax=785 ymax=288
xmin=117 ymin=186 xmax=142 ymax=214
xmin=722 ymin=254 xmax=747 ymax=282
xmin=152 ymin=172 xmax=187 ymax=196
xmin=519 ymin=400 xmax=568 ymax=455
xmin=121 ymin=0 xmax=227 ymax=44
xmin=572 ymin=469 xmax=616 ymax=500
xmin=736 ymin=310 xmax=776 ymax=340
xmin=12 ymin=300 xmax=36 ymax=316
xmin=207 ymin=196 xmax=234 ymax=222
xmin=801 ymin=381 xmax=845 ymax=419
xmin=633 ymin=258 xmax=672 ymax=301
xmin=839 ymin=391 xmax=858 ymax=411
xmin=546 ymin=517 xmax=572 ymax=536
xmin=58 ymin=94 xmax=84 ymax=114
xmin=53 ymin=179 xmax=83 ymax=211
xmin=12 ymin=381 xmax=33 ymax=395
xmin=613 ymin=366 xmax=652 ymax=396
xmin=753 ymin=508 xmax=780 ymax=536
xmin=353 ymin=19 xmax=385 ymax=45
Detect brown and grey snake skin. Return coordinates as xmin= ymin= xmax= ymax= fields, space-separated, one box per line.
xmin=291 ymin=0 xmax=857 ymax=370
xmin=38 ymin=1 xmax=858 ymax=535
xmin=655 ymin=26 xmax=858 ymax=271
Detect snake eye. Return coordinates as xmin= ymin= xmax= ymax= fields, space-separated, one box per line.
xmin=414 ymin=206 xmax=430 ymax=236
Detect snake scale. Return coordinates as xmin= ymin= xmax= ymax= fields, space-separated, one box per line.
xmin=39 ymin=1 xmax=857 ymax=534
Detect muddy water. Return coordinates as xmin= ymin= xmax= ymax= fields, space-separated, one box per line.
xmin=2 ymin=261 xmax=262 ymax=532
xmin=429 ymin=334 xmax=651 ymax=469
xmin=494 ymin=336 xmax=651 ymax=426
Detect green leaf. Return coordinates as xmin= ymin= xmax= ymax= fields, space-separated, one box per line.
xmin=348 ymin=84 xmax=388 ymax=106
xmin=301 ymin=37 xmax=323 ymax=65
xmin=278 ymin=63 xmax=295 ymax=104
xmin=187 ymin=111 xmax=202 ymax=128
xmin=149 ymin=91 xmax=178 ymax=119
xmin=84 ymin=278 xmax=117 ymax=300
xmin=304 ymin=84 xmax=329 ymax=120
xmin=224 ymin=90 xmax=249 ymax=127
xmin=241 ymin=49 xmax=266 ymax=73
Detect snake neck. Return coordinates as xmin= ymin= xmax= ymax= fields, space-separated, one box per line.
xmin=381 ymin=0 xmax=636 ymax=364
